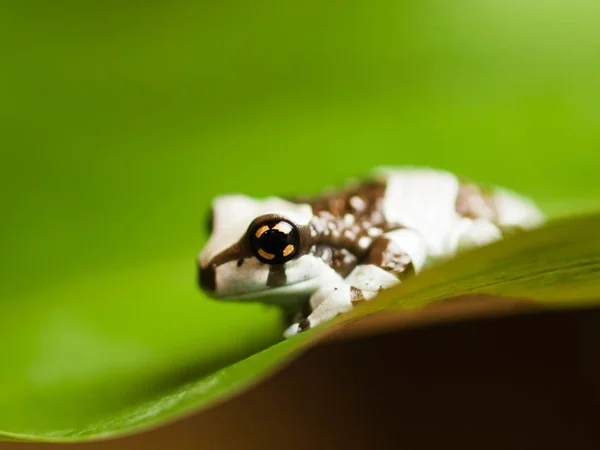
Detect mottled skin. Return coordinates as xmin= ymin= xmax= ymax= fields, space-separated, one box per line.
xmin=197 ymin=167 xmax=544 ymax=338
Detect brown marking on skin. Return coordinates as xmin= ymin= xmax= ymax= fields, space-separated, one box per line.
xmin=312 ymin=245 xmax=357 ymax=277
xmin=307 ymin=181 xmax=386 ymax=221
xmin=364 ymin=237 xmax=414 ymax=280
xmin=267 ymin=264 xmax=287 ymax=287
xmin=289 ymin=179 xmax=405 ymax=275
xmin=208 ymin=238 xmax=254 ymax=268
xmin=199 ymin=237 xmax=254 ymax=283
xmin=350 ymin=286 xmax=365 ymax=303
xmin=298 ymin=318 xmax=311 ymax=332
xmin=283 ymin=244 xmax=295 ymax=257
xmin=255 ymin=225 xmax=270 ymax=238
xmin=456 ymin=182 xmax=498 ymax=222
xmin=258 ymin=249 xmax=275 ymax=260
xmin=198 ymin=263 xmax=217 ymax=292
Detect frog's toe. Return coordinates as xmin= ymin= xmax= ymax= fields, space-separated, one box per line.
xmin=298 ymin=318 xmax=311 ymax=332
xmin=283 ymin=323 xmax=300 ymax=338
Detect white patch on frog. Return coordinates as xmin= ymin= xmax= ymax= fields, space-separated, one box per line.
xmin=376 ymin=167 xmax=462 ymax=258
xmin=285 ymin=283 xmax=354 ymax=337
xmin=213 ymin=254 xmax=342 ymax=299
xmin=384 ymin=228 xmax=427 ymax=272
xmin=286 ymin=263 xmax=399 ymax=337
xmin=357 ymin=236 xmax=371 ymax=250
xmin=349 ymin=195 xmax=366 ymax=212
xmin=494 ymin=189 xmax=545 ymax=229
xmin=214 ymin=257 xmax=269 ymax=297
xmin=442 ymin=217 xmax=502 ymax=257
xmin=346 ymin=264 xmax=399 ymax=292
xmin=311 ymin=211 xmax=335 ymax=237
xmin=367 ymin=227 xmax=383 ymax=238
xmin=199 ymin=195 xmax=312 ymax=268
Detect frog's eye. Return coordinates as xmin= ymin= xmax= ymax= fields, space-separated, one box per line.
xmin=248 ymin=216 xmax=300 ymax=265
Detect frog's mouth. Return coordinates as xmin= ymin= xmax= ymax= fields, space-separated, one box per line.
xmin=198 ymin=261 xmax=317 ymax=299
xmin=210 ymin=277 xmax=323 ymax=301
xmin=199 ymin=254 xmax=340 ymax=301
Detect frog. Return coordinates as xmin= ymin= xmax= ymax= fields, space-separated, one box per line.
xmin=197 ymin=167 xmax=544 ymax=338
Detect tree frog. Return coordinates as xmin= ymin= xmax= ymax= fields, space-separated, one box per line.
xmin=197 ymin=167 xmax=544 ymax=338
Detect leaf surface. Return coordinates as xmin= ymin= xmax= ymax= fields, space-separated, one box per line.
xmin=2 ymin=214 xmax=600 ymax=442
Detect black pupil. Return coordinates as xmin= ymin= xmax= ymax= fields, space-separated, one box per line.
xmin=251 ymin=220 xmax=298 ymax=264
xmin=260 ymin=229 xmax=291 ymax=254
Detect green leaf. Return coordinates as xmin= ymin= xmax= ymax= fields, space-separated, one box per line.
xmin=360 ymin=213 xmax=600 ymax=314
xmin=2 ymin=0 xmax=600 ymax=444
xmin=2 ymin=213 xmax=600 ymax=442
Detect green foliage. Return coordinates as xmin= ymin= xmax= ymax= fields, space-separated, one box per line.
xmin=0 ymin=0 xmax=599 ymax=443
xmin=3 ymin=214 xmax=600 ymax=442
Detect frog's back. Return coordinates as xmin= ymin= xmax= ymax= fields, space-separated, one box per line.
xmin=370 ymin=166 xmax=544 ymax=258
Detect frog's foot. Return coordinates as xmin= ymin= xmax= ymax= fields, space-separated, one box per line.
xmin=283 ymin=284 xmax=366 ymax=338
xmin=283 ymin=322 xmax=300 ymax=338
xmin=283 ymin=318 xmax=312 ymax=338
xmin=283 ymin=232 xmax=423 ymax=339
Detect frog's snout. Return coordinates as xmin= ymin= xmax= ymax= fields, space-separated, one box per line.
xmin=198 ymin=263 xmax=217 ymax=293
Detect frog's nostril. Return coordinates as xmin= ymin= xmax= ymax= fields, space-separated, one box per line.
xmin=198 ymin=263 xmax=217 ymax=293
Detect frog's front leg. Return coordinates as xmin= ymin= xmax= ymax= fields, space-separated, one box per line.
xmin=284 ymin=229 xmax=427 ymax=338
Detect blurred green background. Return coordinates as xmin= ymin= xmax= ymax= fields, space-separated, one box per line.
xmin=1 ymin=0 xmax=599 ymax=438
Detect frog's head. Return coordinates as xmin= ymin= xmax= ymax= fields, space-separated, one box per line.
xmin=197 ymin=195 xmax=331 ymax=300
